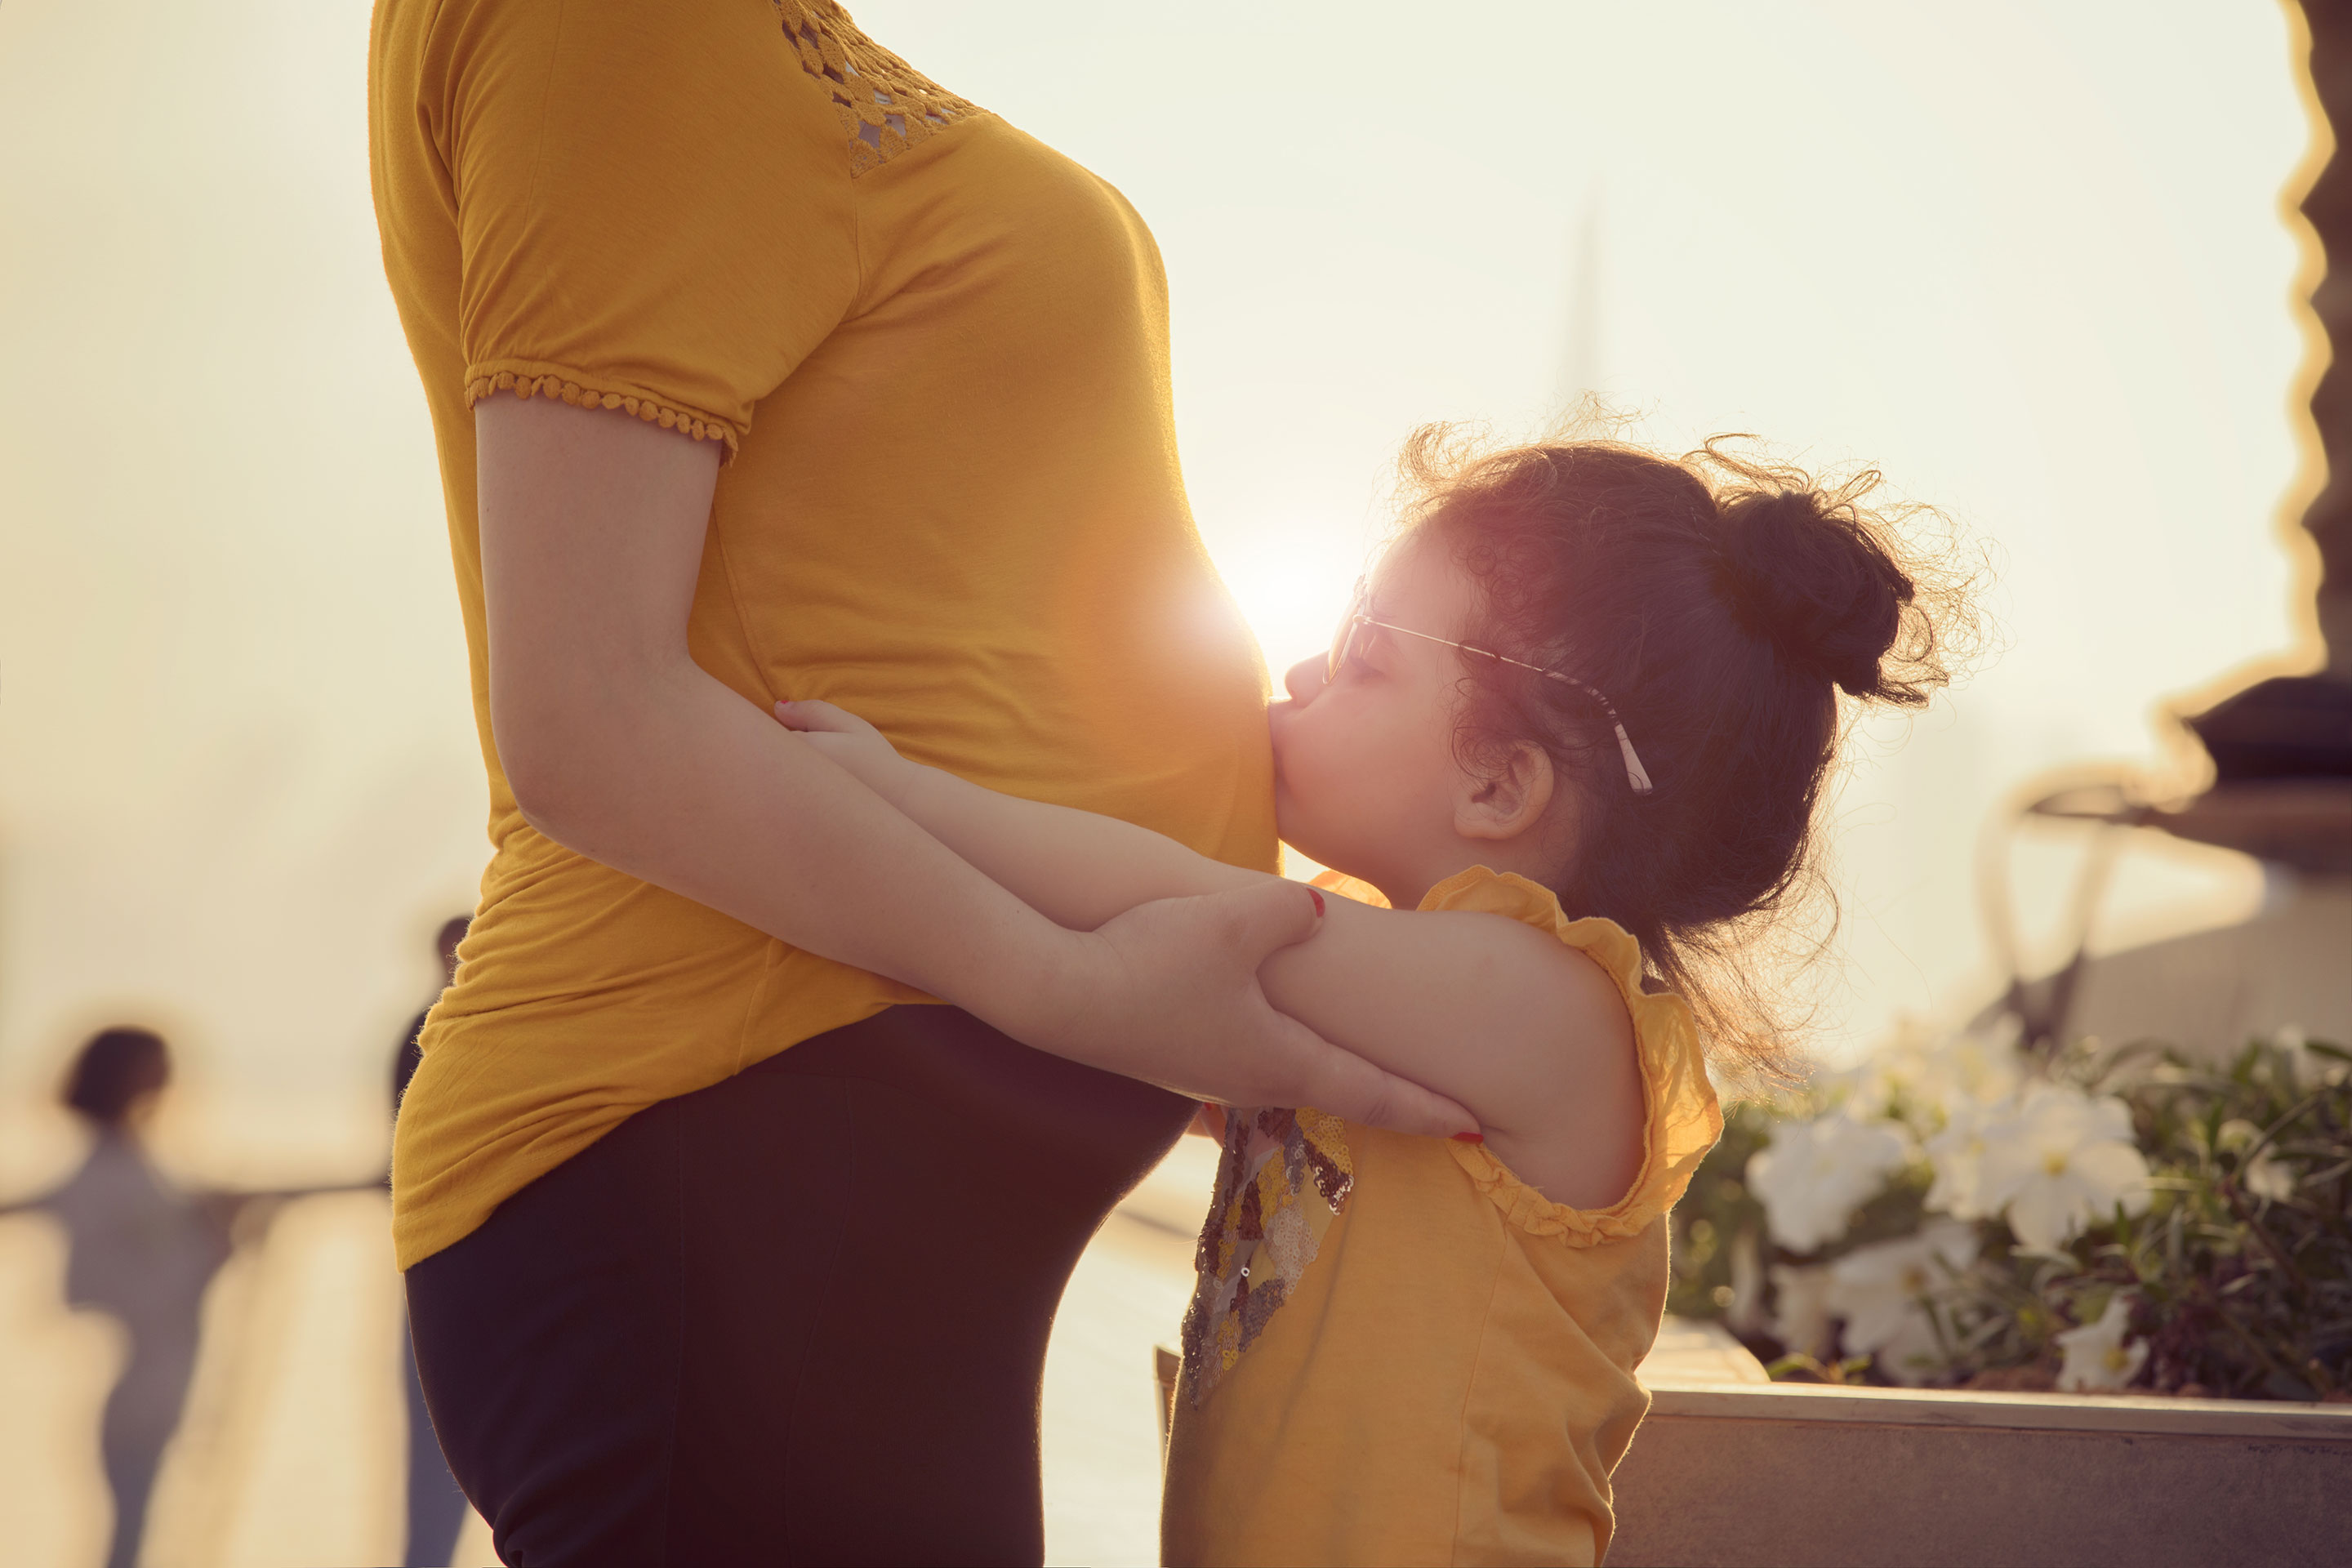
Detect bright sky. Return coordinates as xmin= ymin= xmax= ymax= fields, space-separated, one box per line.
xmin=0 ymin=0 xmax=2319 ymax=1151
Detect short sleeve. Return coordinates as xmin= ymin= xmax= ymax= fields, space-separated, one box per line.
xmin=434 ymin=0 xmax=858 ymax=454
xmin=1419 ymin=866 xmax=1726 ymax=1245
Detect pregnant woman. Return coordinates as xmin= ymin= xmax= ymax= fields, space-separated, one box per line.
xmin=368 ymin=2 xmax=1467 ymax=1563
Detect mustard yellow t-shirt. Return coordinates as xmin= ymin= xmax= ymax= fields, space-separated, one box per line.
xmin=1163 ymin=868 xmax=1724 ymax=1567
xmin=368 ymin=0 xmax=1276 ymax=1268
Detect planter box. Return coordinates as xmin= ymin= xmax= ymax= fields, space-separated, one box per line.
xmin=1610 ymin=1378 xmax=2352 ymax=1568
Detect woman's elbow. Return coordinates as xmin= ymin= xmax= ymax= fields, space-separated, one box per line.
xmin=501 ymin=742 xmax=591 ymax=844
xmin=492 ymin=699 xmax=614 ymax=848
xmin=491 ymin=650 xmax=698 ymax=853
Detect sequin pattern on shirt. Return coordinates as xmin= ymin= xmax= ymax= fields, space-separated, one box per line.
xmin=1179 ymin=1106 xmax=1354 ymax=1407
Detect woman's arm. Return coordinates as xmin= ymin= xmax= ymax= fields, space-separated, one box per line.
xmin=474 ymin=397 xmax=1473 ymax=1134
xmin=777 ymin=700 xmax=1640 ymax=1164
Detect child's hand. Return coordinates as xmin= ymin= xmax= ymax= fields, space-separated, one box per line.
xmin=775 ymin=698 xmax=908 ymax=789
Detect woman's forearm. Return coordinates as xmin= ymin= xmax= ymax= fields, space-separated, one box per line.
xmin=515 ymin=663 xmax=1089 ymax=1027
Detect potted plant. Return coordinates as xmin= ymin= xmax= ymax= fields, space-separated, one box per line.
xmin=1607 ymin=1026 xmax=2352 ymax=1566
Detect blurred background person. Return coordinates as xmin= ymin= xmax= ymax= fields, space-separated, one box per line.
xmin=0 ymin=1028 xmax=230 ymax=1568
xmin=0 ymin=1027 xmax=394 ymax=1568
xmin=391 ymin=915 xmax=468 ymax=1120
xmin=392 ymin=915 xmax=471 ymax=1568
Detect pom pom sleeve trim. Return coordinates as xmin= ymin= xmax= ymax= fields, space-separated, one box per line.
xmin=1419 ymin=866 xmax=1726 ymax=1246
xmin=464 ymin=361 xmax=742 ymax=460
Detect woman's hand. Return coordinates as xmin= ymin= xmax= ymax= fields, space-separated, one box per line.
xmin=1032 ymin=880 xmax=1476 ymax=1138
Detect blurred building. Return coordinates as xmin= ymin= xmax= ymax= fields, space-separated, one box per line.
xmin=2028 ymin=1 xmax=2352 ymax=1055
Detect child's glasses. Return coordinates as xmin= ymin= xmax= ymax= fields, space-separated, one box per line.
xmin=1326 ymin=595 xmax=1655 ymax=795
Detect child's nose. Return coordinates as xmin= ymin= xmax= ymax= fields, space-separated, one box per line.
xmin=1281 ymin=655 xmax=1325 ymax=705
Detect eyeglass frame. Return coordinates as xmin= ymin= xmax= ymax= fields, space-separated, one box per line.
xmin=1325 ymin=595 xmax=1655 ymax=796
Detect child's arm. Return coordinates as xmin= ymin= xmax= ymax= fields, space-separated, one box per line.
xmin=778 ymin=702 xmax=1642 ymax=1202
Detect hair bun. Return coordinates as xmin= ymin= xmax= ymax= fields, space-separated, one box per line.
xmin=1715 ymin=488 xmax=1918 ymax=702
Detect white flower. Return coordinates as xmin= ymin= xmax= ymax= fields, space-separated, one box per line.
xmin=1923 ymin=1099 xmax=1998 ymax=1220
xmin=2055 ymin=1294 xmax=2148 ymax=1392
xmin=2244 ymin=1151 xmax=2297 ymax=1203
xmin=1745 ymin=1112 xmax=1908 ymax=1253
xmin=1864 ymin=1304 xmax=1949 ymax=1387
xmin=1824 ymin=1221 xmax=1978 ymax=1356
xmin=1919 ymin=1017 xmax=2026 ymax=1114
xmin=1976 ymin=1085 xmax=2152 ymax=1252
xmin=1768 ymin=1263 xmax=1836 ymax=1360
xmin=1826 ymin=1017 xmax=2024 ymax=1135
xmin=2216 ymin=1119 xmax=2298 ymax=1202
xmin=1815 ymin=1016 xmax=1933 ymax=1123
xmin=2270 ymin=1022 xmax=2350 ymax=1090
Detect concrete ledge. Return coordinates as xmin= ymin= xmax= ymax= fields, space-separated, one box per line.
xmin=1644 ymin=1377 xmax=2352 ymax=1440
xmin=1610 ymin=1381 xmax=2352 ymax=1568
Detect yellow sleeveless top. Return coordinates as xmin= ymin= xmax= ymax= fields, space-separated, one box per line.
xmin=1162 ymin=867 xmax=1723 ymax=1567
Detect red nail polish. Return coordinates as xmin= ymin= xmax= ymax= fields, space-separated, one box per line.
xmin=1308 ymin=888 xmax=1325 ymax=916
xmin=1452 ymin=1132 xmax=1486 ymax=1144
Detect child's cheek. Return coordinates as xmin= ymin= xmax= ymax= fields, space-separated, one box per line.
xmin=1268 ymin=721 xmax=1334 ymax=844
xmin=1294 ymin=728 xmax=1378 ymax=851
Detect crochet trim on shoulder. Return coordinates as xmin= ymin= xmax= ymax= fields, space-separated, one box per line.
xmin=777 ymin=0 xmax=981 ymax=176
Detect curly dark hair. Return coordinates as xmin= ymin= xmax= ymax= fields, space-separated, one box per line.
xmin=1399 ymin=426 xmax=1982 ymax=1084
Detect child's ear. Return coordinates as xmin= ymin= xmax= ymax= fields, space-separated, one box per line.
xmin=1453 ymin=741 xmax=1558 ymax=844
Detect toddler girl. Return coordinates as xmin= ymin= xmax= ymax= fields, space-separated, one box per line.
xmin=778 ymin=430 xmax=1964 ymax=1566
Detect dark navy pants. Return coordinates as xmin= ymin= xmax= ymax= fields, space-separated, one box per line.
xmin=405 ymin=1004 xmax=1190 ymax=1566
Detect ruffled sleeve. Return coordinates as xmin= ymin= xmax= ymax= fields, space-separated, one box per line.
xmin=422 ymin=0 xmax=862 ymax=460
xmin=1414 ymin=866 xmax=1724 ymax=1245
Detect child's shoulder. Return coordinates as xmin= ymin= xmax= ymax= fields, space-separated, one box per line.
xmin=1312 ymin=866 xmax=1624 ymax=1046
xmin=1405 ymin=866 xmax=1647 ymax=1209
